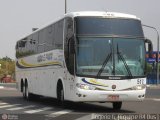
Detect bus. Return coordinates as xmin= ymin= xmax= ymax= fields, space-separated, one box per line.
xmin=16 ymin=11 xmax=153 ymax=110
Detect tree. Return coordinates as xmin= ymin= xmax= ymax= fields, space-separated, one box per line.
xmin=0 ymin=56 xmax=13 ymax=62
xmin=0 ymin=56 xmax=15 ymax=80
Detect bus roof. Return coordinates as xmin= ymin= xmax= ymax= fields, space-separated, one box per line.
xmin=65 ymin=11 xmax=139 ymax=20
xmin=17 ymin=11 xmax=140 ymax=42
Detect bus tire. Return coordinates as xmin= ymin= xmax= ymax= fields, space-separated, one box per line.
xmin=112 ymin=102 xmax=122 ymax=110
xmin=21 ymin=79 xmax=23 ymax=92
xmin=22 ymin=83 xmax=26 ymax=99
xmin=25 ymin=81 xmax=33 ymax=101
xmin=25 ymin=82 xmax=29 ymax=100
xmin=57 ymin=81 xmax=65 ymax=106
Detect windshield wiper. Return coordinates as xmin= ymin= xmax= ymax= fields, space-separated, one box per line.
xmin=97 ymin=40 xmax=113 ymax=77
xmin=117 ymin=44 xmax=133 ymax=78
xmin=97 ymin=52 xmax=112 ymax=77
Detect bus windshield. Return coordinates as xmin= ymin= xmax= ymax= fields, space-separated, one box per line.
xmin=76 ymin=37 xmax=145 ymax=78
xmin=75 ymin=17 xmax=145 ymax=78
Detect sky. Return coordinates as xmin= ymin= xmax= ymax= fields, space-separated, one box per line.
xmin=0 ymin=0 xmax=159 ymax=59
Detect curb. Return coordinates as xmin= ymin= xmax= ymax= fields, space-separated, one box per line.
xmin=146 ymin=85 xmax=160 ymax=89
xmin=0 ymin=86 xmax=4 ymax=89
xmin=0 ymin=86 xmax=17 ymax=90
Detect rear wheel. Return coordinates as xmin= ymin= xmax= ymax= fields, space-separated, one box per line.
xmin=25 ymin=82 xmax=35 ymax=101
xmin=22 ymin=83 xmax=26 ymax=99
xmin=112 ymin=102 xmax=122 ymax=110
xmin=25 ymin=83 xmax=30 ymax=100
xmin=22 ymin=81 xmax=33 ymax=100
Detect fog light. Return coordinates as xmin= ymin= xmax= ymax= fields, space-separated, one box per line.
xmin=76 ymin=83 xmax=96 ymax=90
xmin=83 ymin=95 xmax=86 ymax=97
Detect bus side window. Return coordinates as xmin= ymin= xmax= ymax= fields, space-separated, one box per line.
xmin=38 ymin=30 xmax=45 ymax=53
xmin=45 ymin=25 xmax=54 ymax=51
xmin=55 ymin=20 xmax=63 ymax=49
xmin=32 ymin=33 xmax=38 ymax=53
xmin=16 ymin=38 xmax=27 ymax=58
xmin=64 ymin=17 xmax=74 ymax=75
xmin=26 ymin=35 xmax=35 ymax=55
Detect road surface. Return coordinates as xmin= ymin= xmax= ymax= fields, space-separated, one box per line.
xmin=0 ymin=84 xmax=159 ymax=120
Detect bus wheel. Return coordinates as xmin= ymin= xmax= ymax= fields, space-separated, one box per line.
xmin=57 ymin=83 xmax=64 ymax=105
xmin=22 ymin=84 xmax=26 ymax=99
xmin=25 ymin=82 xmax=33 ymax=101
xmin=112 ymin=102 xmax=122 ymax=110
xmin=25 ymin=84 xmax=29 ymax=100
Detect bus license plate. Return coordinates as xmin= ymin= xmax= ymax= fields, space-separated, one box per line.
xmin=108 ymin=95 xmax=119 ymax=101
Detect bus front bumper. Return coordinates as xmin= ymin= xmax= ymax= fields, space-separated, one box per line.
xmin=73 ymin=88 xmax=146 ymax=102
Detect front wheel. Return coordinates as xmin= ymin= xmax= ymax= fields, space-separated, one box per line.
xmin=112 ymin=102 xmax=122 ymax=110
xmin=57 ymin=85 xmax=65 ymax=106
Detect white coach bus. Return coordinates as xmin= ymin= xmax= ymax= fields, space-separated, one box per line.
xmin=16 ymin=11 xmax=153 ymax=110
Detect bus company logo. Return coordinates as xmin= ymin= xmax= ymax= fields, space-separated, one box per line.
xmin=112 ymin=85 xmax=116 ymax=89
xmin=37 ymin=52 xmax=53 ymax=63
xmin=2 ymin=114 xmax=8 ymax=120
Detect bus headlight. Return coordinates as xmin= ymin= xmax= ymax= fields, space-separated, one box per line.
xmin=76 ymin=83 xmax=96 ymax=90
xmin=131 ymin=85 xmax=146 ymax=90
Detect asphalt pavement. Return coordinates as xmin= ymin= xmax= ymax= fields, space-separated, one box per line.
xmin=0 ymin=83 xmax=160 ymax=120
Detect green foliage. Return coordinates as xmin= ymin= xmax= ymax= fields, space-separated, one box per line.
xmin=145 ymin=63 xmax=152 ymax=74
xmin=0 ymin=56 xmax=15 ymax=79
xmin=145 ymin=62 xmax=160 ymax=74
xmin=1 ymin=56 xmax=12 ymax=62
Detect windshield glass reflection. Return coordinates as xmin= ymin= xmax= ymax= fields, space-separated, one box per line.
xmin=76 ymin=37 xmax=145 ymax=78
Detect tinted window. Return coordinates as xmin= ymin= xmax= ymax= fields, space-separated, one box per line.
xmin=32 ymin=33 xmax=38 ymax=53
xmin=16 ymin=19 xmax=64 ymax=58
xmin=75 ymin=17 xmax=144 ymax=37
xmin=16 ymin=36 xmax=35 ymax=58
xmin=16 ymin=39 xmax=27 ymax=58
xmin=54 ymin=20 xmax=63 ymax=49
xmin=38 ymin=30 xmax=45 ymax=53
xmin=45 ymin=25 xmax=55 ymax=51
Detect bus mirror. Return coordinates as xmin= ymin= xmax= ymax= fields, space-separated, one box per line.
xmin=145 ymin=39 xmax=153 ymax=58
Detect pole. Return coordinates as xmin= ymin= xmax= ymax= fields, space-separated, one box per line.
xmin=65 ymin=0 xmax=67 ymax=14
xmin=142 ymin=24 xmax=159 ymax=85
